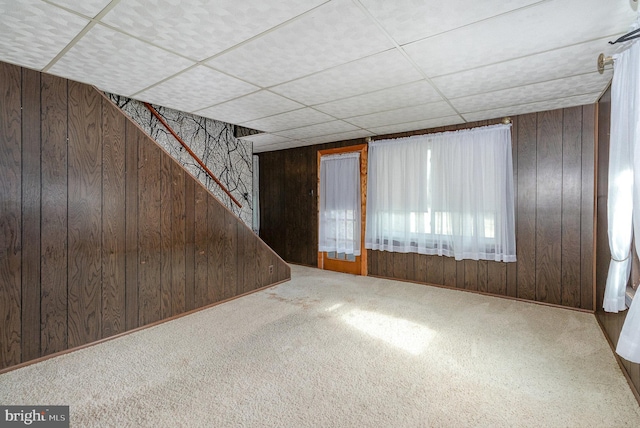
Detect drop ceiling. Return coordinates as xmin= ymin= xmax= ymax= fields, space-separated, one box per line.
xmin=0 ymin=0 xmax=637 ymax=152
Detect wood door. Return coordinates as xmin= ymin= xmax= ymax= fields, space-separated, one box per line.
xmin=317 ymin=144 xmax=367 ymax=276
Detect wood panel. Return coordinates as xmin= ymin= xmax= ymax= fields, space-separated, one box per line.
xmin=194 ymin=183 xmax=208 ymax=308
xmin=477 ymin=260 xmax=488 ymax=293
xmin=0 ymin=62 xmax=291 ymax=370
xmin=536 ymin=109 xmax=563 ymax=305
xmin=101 ymin=98 xmax=126 ymax=337
xmin=561 ymin=106 xmax=583 ymax=308
xmin=67 ymin=80 xmax=102 ymax=348
xmin=21 ymin=68 xmax=41 ymax=361
xmin=443 ymin=257 xmax=457 ymax=287
xmin=426 ymin=255 xmax=444 ymax=285
xmin=464 ymin=260 xmax=478 ymax=291
xmin=0 ymin=61 xmax=22 ymax=368
xmin=208 ymin=195 xmax=224 ymax=304
xmin=224 ymin=209 xmax=238 ymax=299
xmin=516 ymin=113 xmax=538 ymax=301
xmin=40 ymin=73 xmax=68 ymax=356
xmin=137 ymin=140 xmax=162 ymax=326
xmin=581 ymin=104 xmax=596 ymax=311
xmin=160 ymin=154 xmax=173 ymax=318
xmin=184 ymin=177 xmax=196 ymax=311
xmin=487 ymin=262 xmax=507 ymax=295
xmin=243 ymin=228 xmax=257 ymax=294
xmin=125 ymin=121 xmax=140 ymax=330
xmin=171 ymin=162 xmax=186 ymax=316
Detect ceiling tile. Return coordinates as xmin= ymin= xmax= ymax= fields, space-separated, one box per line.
xmin=49 ymin=24 xmax=194 ymax=96
xmin=238 ymin=133 xmax=292 ymax=145
xmin=197 ymin=90 xmax=303 ymax=125
xmin=346 ymin=101 xmax=458 ymax=129
xmin=254 ymin=140 xmax=307 ymax=153
xmin=360 ymin=0 xmax=540 ymax=45
xmin=0 ymin=0 xmax=89 ymax=70
xmin=135 ymin=66 xmax=258 ymax=113
xmin=461 ymin=93 xmax=601 ymax=123
xmin=303 ymin=129 xmax=374 ymax=145
xmin=241 ymin=108 xmax=335 ymax=133
xmin=48 ymin=0 xmax=112 ymax=17
xmin=368 ymin=115 xmax=465 ymax=136
xmin=315 ymin=80 xmax=443 ymax=118
xmin=207 ymin=0 xmax=394 ymax=87
xmin=270 ymin=49 xmax=422 ymax=105
xmin=451 ymin=72 xmax=610 ymax=113
xmin=404 ymin=0 xmax=637 ymax=77
xmin=101 ymin=0 xmax=326 ymax=61
xmin=432 ymin=36 xmax=622 ymax=99
xmin=275 ymin=120 xmax=360 ymax=140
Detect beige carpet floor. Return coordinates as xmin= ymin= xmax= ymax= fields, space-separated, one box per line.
xmin=1 ymin=265 xmax=640 ymax=427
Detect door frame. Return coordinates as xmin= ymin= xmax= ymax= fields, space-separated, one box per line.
xmin=317 ymin=144 xmax=368 ymax=276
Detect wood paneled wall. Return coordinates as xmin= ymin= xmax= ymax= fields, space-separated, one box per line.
xmin=259 ymin=105 xmax=596 ymax=310
xmin=594 ymin=87 xmax=640 ymax=397
xmin=0 ymin=61 xmax=289 ymax=370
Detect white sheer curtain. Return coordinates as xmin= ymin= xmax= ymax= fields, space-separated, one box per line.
xmin=603 ymin=44 xmax=636 ymax=313
xmin=365 ymin=124 xmax=516 ymax=262
xmin=613 ymin=34 xmax=640 ymax=363
xmin=318 ymin=152 xmax=361 ymax=256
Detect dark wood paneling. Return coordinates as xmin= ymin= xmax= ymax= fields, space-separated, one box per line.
xmin=137 ymin=140 xmax=162 ymax=326
xmin=536 ymin=109 xmax=563 ymax=305
xmin=516 ymin=113 xmax=538 ymax=301
xmin=0 ymin=62 xmax=290 ymax=370
xmin=581 ymin=104 xmax=596 ymax=311
xmin=171 ymin=162 xmax=186 ymax=316
xmin=464 ymin=260 xmax=478 ymax=291
xmin=160 ymin=153 xmax=172 ymax=318
xmin=21 ymin=68 xmax=41 ymax=361
xmin=0 ymin=61 xmax=22 ymax=368
xmin=224 ymin=209 xmax=238 ymax=299
xmin=184 ymin=177 xmax=196 ymax=312
xmin=561 ymin=106 xmax=583 ymax=308
xmin=427 ymin=255 xmax=444 ymax=285
xmin=477 ymin=260 xmax=488 ymax=293
xmin=125 ymin=121 xmax=140 ymax=330
xmin=243 ymin=228 xmax=256 ymax=294
xmin=487 ymin=262 xmax=507 ymax=295
xmin=208 ymin=196 xmax=224 ymax=304
xmin=67 ymin=80 xmax=102 ymax=348
xmin=40 ymin=73 xmax=68 ymax=356
xmin=101 ymin=98 xmax=126 ymax=337
xmin=443 ymin=257 xmax=457 ymax=288
xmin=414 ymin=254 xmax=427 ymax=284
xmin=194 ymin=182 xmax=208 ymax=308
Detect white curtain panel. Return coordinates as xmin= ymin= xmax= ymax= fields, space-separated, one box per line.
xmin=603 ymin=43 xmax=637 ymax=314
xmin=615 ymin=37 xmax=640 ymax=363
xmin=318 ymin=152 xmax=361 ymax=256
xmin=365 ymin=124 xmax=516 ymax=262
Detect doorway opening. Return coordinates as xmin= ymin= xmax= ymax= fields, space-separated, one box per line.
xmin=317 ymin=144 xmax=367 ymax=276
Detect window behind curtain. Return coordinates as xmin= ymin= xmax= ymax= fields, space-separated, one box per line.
xmin=318 ymin=152 xmax=361 ymax=256
xmin=365 ymin=124 xmax=516 ymax=262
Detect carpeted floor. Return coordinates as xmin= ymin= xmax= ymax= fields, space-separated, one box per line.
xmin=1 ymin=265 xmax=639 ymax=427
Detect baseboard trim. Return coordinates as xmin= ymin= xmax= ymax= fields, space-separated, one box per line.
xmin=0 ymin=278 xmax=290 ymax=375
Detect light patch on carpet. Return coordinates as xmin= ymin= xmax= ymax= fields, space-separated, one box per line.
xmin=340 ymin=308 xmax=436 ymax=355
